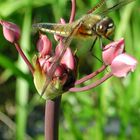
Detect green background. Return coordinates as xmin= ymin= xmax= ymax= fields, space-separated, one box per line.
xmin=0 ymin=0 xmax=140 ymax=140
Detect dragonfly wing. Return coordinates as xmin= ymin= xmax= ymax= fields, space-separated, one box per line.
xmin=40 ymin=20 xmax=82 ymax=98
xmin=87 ymin=0 xmax=106 ymax=14
xmin=98 ymin=0 xmax=135 ymax=16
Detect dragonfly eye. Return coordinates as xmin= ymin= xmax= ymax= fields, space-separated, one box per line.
xmin=108 ymin=23 xmax=114 ymax=29
xmin=106 ymin=20 xmax=115 ymax=37
xmin=95 ymin=17 xmax=115 ymax=37
xmin=99 ymin=25 xmax=103 ymax=30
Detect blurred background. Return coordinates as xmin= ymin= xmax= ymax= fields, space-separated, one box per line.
xmin=0 ymin=0 xmax=140 ymax=140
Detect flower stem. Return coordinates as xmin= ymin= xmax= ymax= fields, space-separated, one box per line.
xmin=69 ymin=72 xmax=113 ymax=92
xmin=69 ymin=0 xmax=76 ymax=23
xmin=44 ymin=1 xmax=76 ymax=140
xmin=14 ymin=42 xmax=34 ymax=74
xmin=75 ymin=65 xmax=107 ymax=85
xmin=45 ymin=96 xmax=61 ymax=140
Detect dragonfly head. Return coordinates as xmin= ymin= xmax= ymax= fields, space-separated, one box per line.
xmin=94 ymin=17 xmax=115 ymax=38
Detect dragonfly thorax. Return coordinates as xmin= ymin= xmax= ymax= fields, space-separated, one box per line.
xmin=93 ymin=17 xmax=115 ymax=38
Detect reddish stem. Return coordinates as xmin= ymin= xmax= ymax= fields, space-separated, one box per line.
xmin=69 ymin=0 xmax=76 ymax=23
xmin=45 ymin=1 xmax=76 ymax=140
xmin=14 ymin=42 xmax=34 ymax=74
xmin=45 ymin=97 xmax=61 ymax=140
xmin=75 ymin=65 xmax=107 ymax=85
xmin=69 ymin=72 xmax=113 ymax=92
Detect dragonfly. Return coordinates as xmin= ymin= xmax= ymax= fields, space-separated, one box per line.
xmin=33 ymin=0 xmax=135 ymax=98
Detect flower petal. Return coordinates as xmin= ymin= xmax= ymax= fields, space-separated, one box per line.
xmin=110 ymin=53 xmax=137 ymax=77
xmin=37 ymin=34 xmax=52 ymax=57
xmin=55 ymin=40 xmax=64 ymax=56
xmin=54 ymin=65 xmax=65 ymax=77
xmin=61 ymin=47 xmax=75 ymax=70
xmin=102 ymin=38 xmax=125 ymax=65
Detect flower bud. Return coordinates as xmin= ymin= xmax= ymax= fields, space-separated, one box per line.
xmin=37 ymin=34 xmax=52 ymax=57
xmin=33 ymin=56 xmax=64 ymax=100
xmin=0 ymin=20 xmax=20 ymax=43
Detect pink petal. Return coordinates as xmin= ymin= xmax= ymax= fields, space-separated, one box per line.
xmin=60 ymin=18 xmax=66 ymax=24
xmin=110 ymin=53 xmax=137 ymax=77
xmin=37 ymin=34 xmax=52 ymax=57
xmin=102 ymin=38 xmax=125 ymax=65
xmin=54 ymin=65 xmax=65 ymax=77
xmin=55 ymin=40 xmax=64 ymax=56
xmin=0 ymin=20 xmax=20 ymax=43
xmin=43 ymin=61 xmax=51 ymax=73
xmin=38 ymin=56 xmax=50 ymax=67
xmin=61 ymin=47 xmax=75 ymax=70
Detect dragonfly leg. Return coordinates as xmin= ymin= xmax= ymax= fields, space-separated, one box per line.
xmin=91 ymin=53 xmax=103 ymax=64
xmin=106 ymin=36 xmax=114 ymax=42
xmin=89 ymin=37 xmax=98 ymax=52
xmin=89 ymin=37 xmax=103 ymax=64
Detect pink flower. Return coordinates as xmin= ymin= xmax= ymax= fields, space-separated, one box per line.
xmin=102 ymin=38 xmax=124 ymax=65
xmin=0 ymin=20 xmax=20 ymax=43
xmin=102 ymin=38 xmax=137 ymax=77
xmin=110 ymin=53 xmax=137 ymax=77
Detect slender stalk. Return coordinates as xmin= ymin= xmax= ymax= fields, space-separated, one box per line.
xmin=44 ymin=1 xmax=76 ymax=140
xmin=14 ymin=42 xmax=34 ymax=74
xmin=75 ymin=65 xmax=106 ymax=85
xmin=15 ymin=7 xmax=32 ymax=140
xmin=69 ymin=72 xmax=113 ymax=92
xmin=45 ymin=97 xmax=61 ymax=140
xmin=69 ymin=0 xmax=76 ymax=23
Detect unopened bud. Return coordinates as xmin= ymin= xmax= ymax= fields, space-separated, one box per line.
xmin=0 ymin=20 xmax=20 ymax=43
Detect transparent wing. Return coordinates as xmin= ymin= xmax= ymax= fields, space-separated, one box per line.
xmin=97 ymin=0 xmax=135 ymax=16
xmin=87 ymin=0 xmax=135 ymax=16
xmin=87 ymin=0 xmax=106 ymax=14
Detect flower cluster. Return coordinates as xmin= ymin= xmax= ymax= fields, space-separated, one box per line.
xmin=0 ymin=20 xmax=78 ymax=99
xmin=33 ymin=33 xmax=78 ymax=99
xmin=0 ymin=20 xmax=138 ymax=99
